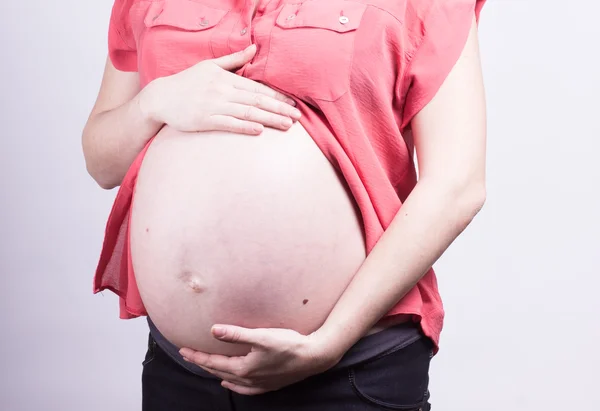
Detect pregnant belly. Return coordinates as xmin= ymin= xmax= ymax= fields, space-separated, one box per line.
xmin=130 ymin=122 xmax=366 ymax=356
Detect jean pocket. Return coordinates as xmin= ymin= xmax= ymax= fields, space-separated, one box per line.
xmin=348 ymin=338 xmax=433 ymax=410
xmin=142 ymin=333 xmax=158 ymax=366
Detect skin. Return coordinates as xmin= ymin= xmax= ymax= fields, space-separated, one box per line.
xmin=82 ymin=45 xmax=300 ymax=189
xmin=179 ymin=16 xmax=487 ymax=395
xmin=83 ymin=14 xmax=486 ymax=396
xmin=129 ymin=118 xmax=370 ymax=356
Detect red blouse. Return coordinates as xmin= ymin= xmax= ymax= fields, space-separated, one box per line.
xmin=95 ymin=0 xmax=486 ymax=352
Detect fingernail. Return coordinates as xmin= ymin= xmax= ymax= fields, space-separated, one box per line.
xmin=292 ymin=109 xmax=302 ymax=119
xmin=212 ymin=326 xmax=227 ymax=338
xmin=282 ymin=118 xmax=293 ymax=128
xmin=182 ymin=357 xmax=190 ymax=362
xmin=288 ymin=99 xmax=297 ymax=106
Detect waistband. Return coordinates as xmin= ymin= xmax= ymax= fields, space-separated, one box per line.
xmin=147 ymin=317 xmax=423 ymax=379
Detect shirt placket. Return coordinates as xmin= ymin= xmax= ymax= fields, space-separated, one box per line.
xmin=228 ymin=0 xmax=280 ymax=76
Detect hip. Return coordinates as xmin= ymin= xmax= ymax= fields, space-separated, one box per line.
xmin=142 ymin=320 xmax=433 ymax=411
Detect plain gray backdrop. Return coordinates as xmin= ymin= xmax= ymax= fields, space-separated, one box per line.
xmin=1 ymin=0 xmax=599 ymax=410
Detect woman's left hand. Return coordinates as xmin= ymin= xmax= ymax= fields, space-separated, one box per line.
xmin=179 ymin=325 xmax=340 ymax=395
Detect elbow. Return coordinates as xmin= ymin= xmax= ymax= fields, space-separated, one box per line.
xmin=98 ymin=182 xmax=118 ymax=190
xmin=422 ymin=175 xmax=486 ymax=226
xmin=453 ymin=181 xmax=486 ymax=226
xmin=82 ymin=136 xmax=118 ymax=190
xmin=83 ymin=148 xmax=119 ymax=190
xmin=462 ymin=183 xmax=486 ymax=217
xmin=94 ymin=175 xmax=119 ymax=190
xmin=85 ymin=161 xmax=119 ymax=190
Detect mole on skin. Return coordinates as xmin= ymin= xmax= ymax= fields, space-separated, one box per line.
xmin=303 ymin=299 xmax=309 ymax=305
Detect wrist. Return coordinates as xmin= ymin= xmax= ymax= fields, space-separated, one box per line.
xmin=138 ymin=77 xmax=166 ymax=125
xmin=308 ymin=325 xmax=354 ymax=368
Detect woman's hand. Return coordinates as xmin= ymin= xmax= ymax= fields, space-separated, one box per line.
xmin=179 ymin=325 xmax=342 ymax=395
xmin=141 ymin=44 xmax=301 ymax=135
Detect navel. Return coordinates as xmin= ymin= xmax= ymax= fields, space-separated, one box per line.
xmin=179 ymin=269 xmax=205 ymax=293
xmin=188 ymin=278 xmax=204 ymax=293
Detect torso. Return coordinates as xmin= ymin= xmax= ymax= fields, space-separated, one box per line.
xmin=130 ymin=122 xmax=367 ymax=355
xmin=97 ymin=0 xmax=481 ymax=354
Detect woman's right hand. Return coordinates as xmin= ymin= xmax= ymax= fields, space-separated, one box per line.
xmin=141 ymin=44 xmax=301 ymax=135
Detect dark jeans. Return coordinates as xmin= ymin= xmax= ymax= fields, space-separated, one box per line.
xmin=141 ymin=332 xmax=434 ymax=411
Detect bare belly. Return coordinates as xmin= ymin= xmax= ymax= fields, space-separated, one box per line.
xmin=130 ymin=122 xmax=366 ymax=356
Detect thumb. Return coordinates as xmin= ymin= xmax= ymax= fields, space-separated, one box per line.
xmin=211 ymin=44 xmax=257 ymax=71
xmin=212 ymin=325 xmax=266 ymax=346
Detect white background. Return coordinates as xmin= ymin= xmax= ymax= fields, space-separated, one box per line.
xmin=1 ymin=0 xmax=599 ymax=410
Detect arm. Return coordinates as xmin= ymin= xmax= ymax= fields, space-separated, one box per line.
xmin=177 ymin=11 xmax=486 ymax=396
xmin=82 ymin=45 xmax=301 ymax=190
xmin=81 ymin=58 xmax=161 ymax=189
xmin=315 ymin=16 xmax=487 ymax=357
xmin=179 ymin=17 xmax=487 ymax=395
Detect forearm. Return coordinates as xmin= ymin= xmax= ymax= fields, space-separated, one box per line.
xmin=82 ymin=81 xmax=163 ymax=189
xmin=314 ymin=178 xmax=485 ymax=359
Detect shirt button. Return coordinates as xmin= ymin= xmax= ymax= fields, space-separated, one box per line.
xmin=286 ymin=14 xmax=296 ymax=21
xmin=240 ymin=27 xmax=248 ymax=35
xmin=339 ymin=16 xmax=349 ymax=24
xmin=199 ymin=19 xmax=210 ymax=27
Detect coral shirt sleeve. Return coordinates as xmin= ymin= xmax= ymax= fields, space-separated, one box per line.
xmin=399 ymin=0 xmax=485 ymax=131
xmin=108 ymin=0 xmax=138 ymax=72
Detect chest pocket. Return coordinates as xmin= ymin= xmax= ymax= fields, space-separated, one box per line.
xmin=132 ymin=0 xmax=230 ymax=83
xmin=264 ymin=0 xmax=367 ymax=102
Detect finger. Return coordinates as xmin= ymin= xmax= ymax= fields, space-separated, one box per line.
xmin=211 ymin=44 xmax=257 ymax=71
xmin=211 ymin=325 xmax=268 ymax=347
xmin=231 ymin=90 xmax=302 ymax=121
xmin=231 ymin=76 xmax=297 ymax=107
xmin=196 ymin=365 xmax=253 ymax=386
xmin=221 ymin=380 xmax=269 ymax=396
xmin=179 ymin=348 xmax=248 ymax=375
xmin=225 ymin=103 xmax=293 ymax=131
xmin=208 ymin=115 xmax=264 ymax=135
